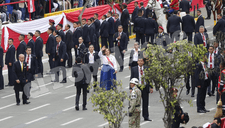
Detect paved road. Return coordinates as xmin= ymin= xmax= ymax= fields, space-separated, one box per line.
xmin=0 ymin=8 xmax=219 ymax=128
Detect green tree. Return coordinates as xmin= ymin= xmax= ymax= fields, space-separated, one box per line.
xmin=142 ymin=40 xmax=207 ymax=128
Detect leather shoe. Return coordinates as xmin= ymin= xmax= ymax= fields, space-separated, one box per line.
xmin=208 ymin=92 xmax=212 ymax=97
xmin=60 ymin=80 xmax=67 ymax=83
xmin=144 ymin=118 xmax=152 ymax=121
xmin=75 ymin=106 xmax=79 ymax=111
xmin=83 ymin=107 xmax=87 ymax=110
xmin=5 ymin=84 xmax=13 ymax=87
xmin=204 ymin=109 xmax=210 ymax=112
xmin=23 ymin=102 xmax=30 ymax=105
xmin=119 ymin=69 xmax=123 ymax=72
xmin=16 ymin=103 xmax=20 ymax=106
xmin=211 ymin=94 xmax=215 ymax=96
xmin=186 ymin=89 xmax=190 ymax=95
xmin=197 ymin=110 xmax=206 ymax=113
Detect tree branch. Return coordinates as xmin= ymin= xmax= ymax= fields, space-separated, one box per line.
xmin=78 ymin=0 xmax=89 ymax=27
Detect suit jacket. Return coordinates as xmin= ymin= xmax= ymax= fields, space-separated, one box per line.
xmin=129 ymin=49 xmax=140 ymax=66
xmin=65 ymin=29 xmax=73 ymax=49
xmin=24 ymin=54 xmax=37 ymax=80
xmin=46 ymin=34 xmax=56 ymax=54
xmin=5 ymin=45 xmax=15 ymax=65
xmin=222 ymin=15 xmax=225 ymax=20
xmin=94 ymin=19 xmax=100 ymax=37
xmin=73 ymin=27 xmax=83 ymax=46
xmin=27 ymin=39 xmax=35 ymax=55
xmin=146 ymin=8 xmax=157 ymax=20
xmin=194 ymin=32 xmax=209 ymax=49
xmin=134 ymin=16 xmax=145 ymax=34
xmin=16 ymin=41 xmax=27 ymax=60
xmin=12 ymin=61 xmax=28 ymax=87
xmin=182 ymin=14 xmax=195 ymax=33
xmin=130 ymin=66 xmax=152 ymax=93
xmin=35 ymin=37 xmax=43 ymax=58
xmin=108 ymin=17 xmax=115 ymax=35
xmin=195 ymin=62 xmax=206 ymax=87
xmin=58 ymin=30 xmax=65 ymax=42
xmin=167 ymin=15 xmax=182 ymax=33
xmin=0 ymin=46 xmax=3 ymax=67
xmin=132 ymin=6 xmax=139 ymax=22
xmin=205 ymin=52 xmax=220 ymax=76
xmin=54 ymin=41 xmax=68 ymax=60
xmin=195 ymin=15 xmax=205 ymax=33
xmin=121 ymin=8 xmax=130 ymax=26
xmin=100 ymin=20 xmax=109 ymax=37
xmin=144 ymin=17 xmax=157 ymax=35
xmin=72 ymin=63 xmax=90 ymax=85
xmin=82 ymin=24 xmax=90 ymax=43
xmin=179 ymin=0 xmax=191 ymax=13
xmin=213 ymin=18 xmax=225 ymax=35
xmin=77 ymin=43 xmax=87 ymax=58
xmin=113 ymin=32 xmax=128 ymax=51
xmin=89 ymin=23 xmax=97 ymax=44
xmin=85 ymin=51 xmax=99 ymax=64
xmin=114 ymin=19 xmax=121 ymax=33
xmin=140 ymin=6 xmax=146 ymax=18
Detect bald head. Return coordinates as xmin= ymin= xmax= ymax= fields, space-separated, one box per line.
xmin=19 ymin=54 xmax=25 ymax=62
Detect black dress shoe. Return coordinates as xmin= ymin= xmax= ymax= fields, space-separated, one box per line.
xmin=144 ymin=118 xmax=152 ymax=121
xmin=23 ymin=102 xmax=30 ymax=105
xmin=186 ymin=89 xmax=190 ymax=95
xmin=211 ymin=94 xmax=215 ymax=96
xmin=5 ymin=84 xmax=13 ymax=87
xmin=83 ymin=107 xmax=87 ymax=110
xmin=60 ymin=80 xmax=67 ymax=83
xmin=75 ymin=106 xmax=79 ymax=111
xmin=16 ymin=103 xmax=20 ymax=106
xmin=204 ymin=109 xmax=210 ymax=112
xmin=208 ymin=92 xmax=212 ymax=96
xmin=197 ymin=110 xmax=206 ymax=113
xmin=119 ymin=69 xmax=123 ymax=72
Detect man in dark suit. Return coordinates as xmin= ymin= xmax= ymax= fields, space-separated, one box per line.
xmin=77 ymin=37 xmax=88 ymax=63
xmin=130 ymin=58 xmax=153 ymax=121
xmin=46 ymin=27 xmax=56 ymax=71
xmin=52 ymin=35 xmax=68 ymax=83
xmin=34 ymin=30 xmax=43 ymax=77
xmin=114 ymin=13 xmax=121 ymax=33
xmin=213 ymin=14 xmax=225 ymax=36
xmin=167 ymin=10 xmax=182 ymax=42
xmin=5 ymin=38 xmax=15 ymax=87
xmin=87 ymin=19 xmax=97 ymax=50
xmin=93 ymin=13 xmax=101 ymax=52
xmin=27 ymin=32 xmax=35 ymax=55
xmin=100 ymin=15 xmax=109 ymax=48
xmin=146 ymin=7 xmax=157 ymax=20
xmin=114 ymin=25 xmax=128 ymax=72
xmin=91 ymin=17 xmax=100 ymax=52
xmin=204 ymin=0 xmax=212 ymax=19
xmin=82 ymin=19 xmax=91 ymax=48
xmin=0 ymin=45 xmax=3 ymax=90
xmin=17 ymin=34 xmax=27 ymax=60
xmin=25 ymin=47 xmax=37 ymax=98
xmin=121 ymin=4 xmax=130 ymax=41
xmin=134 ymin=10 xmax=145 ymax=45
xmin=144 ymin=13 xmax=157 ymax=43
xmin=179 ymin=0 xmax=191 ymax=13
xmin=140 ymin=2 xmax=146 ymax=18
xmin=73 ymin=21 xmax=83 ymax=58
xmin=132 ymin=1 xmax=139 ymax=22
xmin=194 ymin=26 xmax=209 ymax=50
xmin=182 ymin=11 xmax=195 ymax=42
xmin=57 ymin=24 xmax=65 ymax=42
xmin=13 ymin=54 xmax=29 ymax=105
xmin=195 ymin=10 xmax=205 ymax=33
xmin=65 ymin=24 xmax=73 ymax=68
xmin=107 ymin=11 xmax=115 ymax=52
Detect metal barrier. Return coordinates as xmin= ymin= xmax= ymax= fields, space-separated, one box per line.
xmin=44 ymin=7 xmax=83 ymax=17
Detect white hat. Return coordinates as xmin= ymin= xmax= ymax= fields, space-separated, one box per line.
xmin=130 ymin=78 xmax=139 ymax=85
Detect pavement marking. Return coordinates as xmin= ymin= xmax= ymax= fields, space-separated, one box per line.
xmin=39 ymin=82 xmax=53 ymax=88
xmin=1 ymin=93 xmax=15 ymax=99
xmin=25 ymin=116 xmax=47 ymax=125
xmin=209 ymin=107 xmax=216 ymax=111
xmin=124 ymin=56 xmax=130 ymax=60
xmin=0 ymin=116 xmax=13 ymax=122
xmin=140 ymin=121 xmax=150 ymax=126
xmin=0 ymin=103 xmax=15 ymax=110
xmin=62 ymin=104 xmax=82 ymax=112
xmin=65 ymin=84 xmax=74 ymax=88
xmin=64 ymin=94 xmax=76 ymax=100
xmin=61 ymin=118 xmax=83 ymax=126
xmin=33 ymin=92 xmax=52 ymax=98
xmin=124 ymin=66 xmax=129 ymax=69
xmin=98 ymin=122 xmax=108 ymax=127
xmin=125 ymin=75 xmax=130 ymax=78
xmin=29 ymin=104 xmax=50 ymax=111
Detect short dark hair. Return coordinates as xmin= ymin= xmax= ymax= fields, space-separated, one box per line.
xmin=219 ymin=13 xmax=223 ymax=17
xmin=94 ymin=13 xmax=98 ymax=17
xmin=76 ymin=57 xmax=82 ymax=63
xmin=58 ymin=24 xmax=63 ymax=28
xmin=26 ymin=46 xmax=31 ymax=50
xmin=173 ymin=10 xmax=178 ymax=14
xmin=118 ymin=25 xmax=123 ymax=28
xmin=103 ymin=15 xmax=107 ymax=19
xmin=82 ymin=18 xmax=86 ymax=21
xmin=77 ymin=21 xmax=81 ymax=25
xmin=90 ymin=17 xmax=95 ymax=22
xmin=48 ymin=27 xmax=53 ymax=32
xmin=66 ymin=24 xmax=70 ymax=28
xmin=9 ymin=38 xmax=13 ymax=42
xmin=115 ymin=13 xmax=119 ymax=16
xmin=56 ymin=35 xmax=61 ymax=38
xmin=88 ymin=18 xmax=92 ymax=22
xmin=138 ymin=9 xmax=143 ymax=15
xmin=35 ymin=30 xmax=41 ymax=35
xmin=53 ymin=30 xmax=59 ymax=35
xmin=148 ymin=12 xmax=152 ymax=17
xmin=134 ymin=1 xmax=138 ymax=4
xmin=122 ymin=4 xmax=127 ymax=8
xmin=20 ymin=34 xmax=25 ymax=39
xmin=214 ymin=118 xmax=221 ymax=124
xmin=197 ymin=9 xmax=201 ymax=13
xmin=140 ymin=2 xmax=144 ymax=6
xmin=28 ymin=32 xmax=33 ymax=37
xmin=108 ymin=11 xmax=112 ymax=15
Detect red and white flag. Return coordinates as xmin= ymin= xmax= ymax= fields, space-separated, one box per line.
xmin=27 ymin=0 xmax=35 ymax=13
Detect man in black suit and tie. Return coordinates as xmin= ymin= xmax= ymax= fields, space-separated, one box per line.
xmin=100 ymin=15 xmax=109 ymax=48
xmin=134 ymin=10 xmax=145 ymax=45
xmin=144 ymin=13 xmax=157 ymax=43
xmin=179 ymin=0 xmax=191 ymax=13
xmin=77 ymin=37 xmax=88 ymax=63
xmin=82 ymin=19 xmax=91 ymax=48
xmin=5 ymin=38 xmax=15 ymax=87
xmin=121 ymin=3 xmax=130 ymax=41
xmin=27 ymin=32 xmax=35 ymax=55
xmin=46 ymin=27 xmax=56 ymax=71
xmin=17 ymin=34 xmax=27 ymax=60
xmin=195 ymin=10 xmax=205 ymax=33
xmin=132 ymin=1 xmax=139 ymax=22
xmin=194 ymin=26 xmax=209 ymax=50
xmin=87 ymin=19 xmax=97 ymax=50
xmin=107 ymin=11 xmax=115 ymax=52
xmin=65 ymin=24 xmax=73 ymax=68
xmin=91 ymin=17 xmax=100 ymax=52
xmin=0 ymin=45 xmax=3 ymax=90
xmin=93 ymin=13 xmax=101 ymax=52
xmin=140 ymin=2 xmax=146 ymax=18
xmin=114 ymin=25 xmax=128 ymax=72
xmin=114 ymin=13 xmax=121 ymax=33
xmin=57 ymin=24 xmax=65 ymax=42
xmin=73 ymin=21 xmax=83 ymax=57
xmin=13 ymin=54 xmax=29 ymax=105
xmin=213 ymin=14 xmax=225 ymax=36
xmin=130 ymin=58 xmax=153 ymax=121
xmin=182 ymin=11 xmax=195 ymax=42
xmin=52 ymin=35 xmax=68 ymax=83
xmin=34 ymin=30 xmax=43 ymax=77
xmin=167 ymin=10 xmax=182 ymax=42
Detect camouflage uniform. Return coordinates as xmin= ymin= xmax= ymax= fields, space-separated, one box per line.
xmin=128 ymin=86 xmax=142 ymax=128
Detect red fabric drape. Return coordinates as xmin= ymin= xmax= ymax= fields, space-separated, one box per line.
xmin=190 ymin=0 xmax=205 ymax=11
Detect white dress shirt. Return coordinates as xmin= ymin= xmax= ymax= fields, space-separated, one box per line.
xmin=214 ymin=47 xmax=219 ymax=54
xmin=138 ymin=65 xmax=145 ymax=85
xmin=26 ymin=54 xmax=31 ymax=69
xmin=89 ymin=51 xmax=95 ymax=64
xmin=133 ymin=49 xmax=140 ymax=62
xmin=98 ymin=51 xmax=117 ymax=71
xmin=36 ymin=36 xmax=40 ymax=40
xmin=201 ymin=62 xmax=208 ymax=80
xmin=207 ymin=53 xmax=214 ymax=69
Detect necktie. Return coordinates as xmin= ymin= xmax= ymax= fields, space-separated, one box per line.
xmin=26 ymin=55 xmax=29 ymax=71
xmin=202 ymin=34 xmax=206 ymax=46
xmin=210 ymin=54 xmax=212 ymax=69
xmin=140 ymin=67 xmax=144 ymax=84
xmin=21 ymin=62 xmax=23 ymax=72
xmin=118 ymin=33 xmax=121 ymax=46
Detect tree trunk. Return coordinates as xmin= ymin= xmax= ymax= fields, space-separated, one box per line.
xmin=78 ymin=0 xmax=89 ymax=26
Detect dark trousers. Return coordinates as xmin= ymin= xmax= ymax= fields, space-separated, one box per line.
xmin=67 ymin=48 xmax=72 ymax=67
xmin=184 ymin=32 xmax=193 ymax=42
xmin=130 ymin=61 xmax=138 ymax=68
xmin=101 ymin=37 xmax=108 ymax=48
xmin=48 ymin=54 xmax=55 ymax=70
xmin=146 ymin=34 xmax=154 ymax=44
xmin=55 ymin=56 xmax=67 ymax=81
xmin=108 ymin=34 xmax=114 ymax=52
xmin=75 ymin=84 xmax=87 ymax=107
xmin=96 ymin=36 xmax=100 ymax=52
xmin=15 ymin=86 xmax=27 ymax=104
xmin=37 ymin=57 xmax=43 ymax=76
xmin=205 ymin=5 xmax=211 ymax=18
xmin=122 ymin=24 xmax=129 ymax=41
xmin=141 ymin=90 xmax=149 ymax=119
xmin=84 ymin=42 xmax=89 ymax=48
xmin=0 ymin=67 xmax=3 ymax=89
xmin=74 ymin=47 xmax=78 ymax=58
xmin=136 ymin=33 xmax=145 ymax=45
xmin=118 ymin=47 xmax=125 ymax=67
xmin=208 ymin=73 xmax=218 ymax=95
xmin=197 ymin=79 xmax=210 ymax=110
xmin=7 ymin=65 xmax=14 ymax=86
xmin=185 ymin=73 xmax=195 ymax=95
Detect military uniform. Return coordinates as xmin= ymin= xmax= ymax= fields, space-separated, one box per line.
xmin=129 ymin=86 xmax=141 ymax=128
xmin=155 ymin=32 xmax=171 ymax=51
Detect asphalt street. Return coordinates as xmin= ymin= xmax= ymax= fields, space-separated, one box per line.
xmin=0 ymin=8 xmax=219 ymax=128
